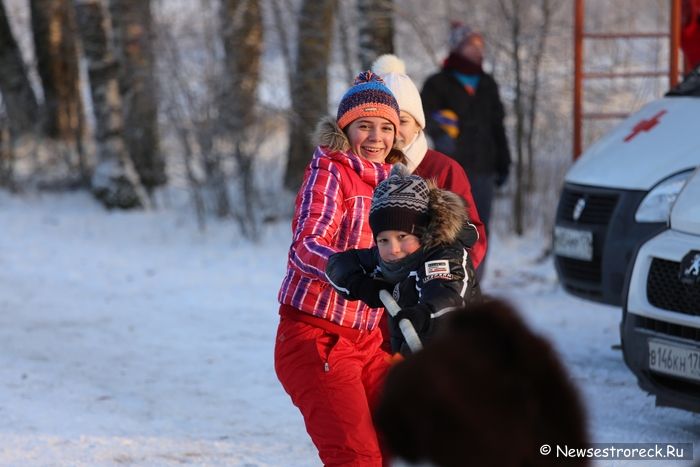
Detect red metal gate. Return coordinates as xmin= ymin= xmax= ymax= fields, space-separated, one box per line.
xmin=573 ymin=0 xmax=683 ymax=159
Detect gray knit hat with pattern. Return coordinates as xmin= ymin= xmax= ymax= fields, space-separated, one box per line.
xmin=370 ymin=164 xmax=430 ymax=238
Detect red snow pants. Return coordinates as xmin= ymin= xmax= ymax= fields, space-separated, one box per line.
xmin=275 ymin=305 xmax=392 ymax=466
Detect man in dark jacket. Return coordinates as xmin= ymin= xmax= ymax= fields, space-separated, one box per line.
xmin=421 ymin=22 xmax=511 ymax=236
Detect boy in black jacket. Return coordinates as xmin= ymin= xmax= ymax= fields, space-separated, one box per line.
xmin=326 ymin=164 xmax=479 ymax=355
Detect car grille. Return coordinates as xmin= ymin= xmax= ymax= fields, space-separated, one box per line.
xmin=556 ymin=256 xmax=601 ymax=283
xmin=647 ymin=258 xmax=700 ymax=316
xmin=557 ymin=187 xmax=619 ymax=224
xmin=635 ymin=315 xmax=700 ymax=343
xmin=555 ymin=186 xmax=619 ymax=295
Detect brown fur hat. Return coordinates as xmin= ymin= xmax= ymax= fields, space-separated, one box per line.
xmin=374 ymin=299 xmax=590 ymax=467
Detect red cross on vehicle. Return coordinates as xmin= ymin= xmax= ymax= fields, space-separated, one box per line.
xmin=624 ymin=109 xmax=667 ymax=142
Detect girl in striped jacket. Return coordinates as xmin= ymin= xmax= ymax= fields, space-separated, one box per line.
xmin=275 ymin=71 xmax=404 ymax=466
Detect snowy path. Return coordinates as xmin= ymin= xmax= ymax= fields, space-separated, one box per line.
xmin=0 ymin=191 xmax=697 ymax=466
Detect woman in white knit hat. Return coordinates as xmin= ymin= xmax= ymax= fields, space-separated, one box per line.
xmin=371 ymin=54 xmax=487 ymax=272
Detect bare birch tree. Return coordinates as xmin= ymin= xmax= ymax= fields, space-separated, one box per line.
xmin=221 ymin=0 xmax=262 ymax=134
xmin=155 ymin=15 xmax=211 ymax=231
xmin=357 ymin=0 xmax=394 ymax=69
xmin=493 ymin=0 xmax=559 ymax=236
xmin=0 ymin=0 xmax=39 ymax=136
xmin=74 ymin=0 xmax=148 ymax=209
xmin=524 ymin=0 xmax=553 ymax=193
xmin=284 ymin=0 xmax=336 ymax=191
xmin=0 ymin=111 xmax=12 ymax=188
xmin=499 ymin=0 xmax=525 ymax=235
xmin=220 ymin=0 xmax=263 ymax=237
xmin=154 ymin=0 xmax=266 ymax=237
xmin=30 ymin=0 xmax=86 ymax=178
xmin=269 ymin=0 xmax=294 ymax=87
xmin=109 ymin=0 xmax=165 ymax=193
xmin=337 ymin=1 xmax=358 ymax=84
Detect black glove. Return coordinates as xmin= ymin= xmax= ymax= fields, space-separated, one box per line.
xmin=345 ymin=273 xmax=392 ymax=308
xmin=495 ymin=169 xmax=509 ymax=188
xmin=326 ymin=250 xmax=363 ymax=288
xmin=326 ymin=250 xmax=389 ymax=308
xmin=392 ymin=304 xmax=432 ymax=335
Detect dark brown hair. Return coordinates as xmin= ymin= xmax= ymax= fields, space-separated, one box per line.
xmin=374 ymin=298 xmax=589 ymax=467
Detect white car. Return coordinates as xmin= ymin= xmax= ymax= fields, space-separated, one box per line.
xmin=621 ymin=166 xmax=700 ymax=412
xmin=553 ymin=66 xmax=700 ymax=306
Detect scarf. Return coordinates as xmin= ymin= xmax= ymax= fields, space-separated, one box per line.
xmin=379 ymin=248 xmax=425 ymax=284
xmin=443 ymin=52 xmax=483 ymax=75
xmin=443 ymin=52 xmax=483 ymax=95
xmin=402 ymin=131 xmax=429 ymax=173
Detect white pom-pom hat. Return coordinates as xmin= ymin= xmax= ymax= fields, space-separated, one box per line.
xmin=371 ymin=54 xmax=426 ymax=129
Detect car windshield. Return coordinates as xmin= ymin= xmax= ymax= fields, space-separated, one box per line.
xmin=666 ymin=64 xmax=700 ymax=97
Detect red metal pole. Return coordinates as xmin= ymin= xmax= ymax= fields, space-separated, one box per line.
xmin=584 ymin=32 xmax=669 ymax=39
xmin=574 ymin=0 xmax=584 ymax=160
xmin=670 ymin=0 xmax=681 ymax=86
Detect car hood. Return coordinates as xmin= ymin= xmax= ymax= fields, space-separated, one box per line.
xmin=671 ymin=168 xmax=700 ymax=235
xmin=565 ymin=97 xmax=700 ymax=190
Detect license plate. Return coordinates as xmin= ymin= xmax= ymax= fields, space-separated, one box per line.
xmin=554 ymin=226 xmax=593 ymax=261
xmin=648 ymin=340 xmax=700 ymax=383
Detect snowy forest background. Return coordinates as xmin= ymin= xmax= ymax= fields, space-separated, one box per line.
xmin=0 ymin=0 xmax=677 ymax=241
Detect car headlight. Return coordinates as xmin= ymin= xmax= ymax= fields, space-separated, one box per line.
xmin=635 ymin=170 xmax=694 ymax=223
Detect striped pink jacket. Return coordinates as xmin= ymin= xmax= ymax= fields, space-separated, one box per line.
xmin=278 ymin=145 xmax=392 ymax=331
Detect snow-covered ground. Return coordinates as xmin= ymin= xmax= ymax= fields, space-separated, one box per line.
xmin=0 ymin=190 xmax=698 ymax=466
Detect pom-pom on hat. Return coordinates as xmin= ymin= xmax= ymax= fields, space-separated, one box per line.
xmin=369 ymin=163 xmax=430 ymax=238
xmin=336 ymin=71 xmax=401 ymax=131
xmin=371 ymin=54 xmax=426 ymax=129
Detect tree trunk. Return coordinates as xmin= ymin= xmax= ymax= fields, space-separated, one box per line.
xmin=0 ymin=112 xmax=14 ymax=188
xmin=74 ymin=0 xmax=147 ymax=209
xmin=283 ymin=0 xmax=335 ymax=191
xmin=337 ymin=2 xmax=356 ymax=84
xmin=220 ymin=0 xmax=263 ymax=236
xmin=29 ymin=0 xmax=84 ymax=142
xmin=357 ymin=0 xmax=394 ymax=70
xmin=525 ymin=0 xmax=553 ymax=193
xmin=269 ymin=0 xmax=294 ymax=93
xmin=499 ymin=0 xmax=524 ymax=236
xmin=221 ymin=0 xmax=262 ymax=135
xmin=0 ymin=1 xmax=39 ymax=136
xmin=109 ymin=0 xmax=165 ymax=192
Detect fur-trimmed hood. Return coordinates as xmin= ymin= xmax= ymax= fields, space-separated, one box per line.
xmin=313 ymin=116 xmax=405 ymax=164
xmin=422 ymin=179 xmax=471 ymax=249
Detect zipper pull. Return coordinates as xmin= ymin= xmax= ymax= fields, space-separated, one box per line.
xmin=324 ymin=362 xmax=330 ymax=373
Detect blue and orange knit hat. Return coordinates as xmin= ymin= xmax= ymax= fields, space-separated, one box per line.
xmin=336 ymin=71 xmax=401 ymax=131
